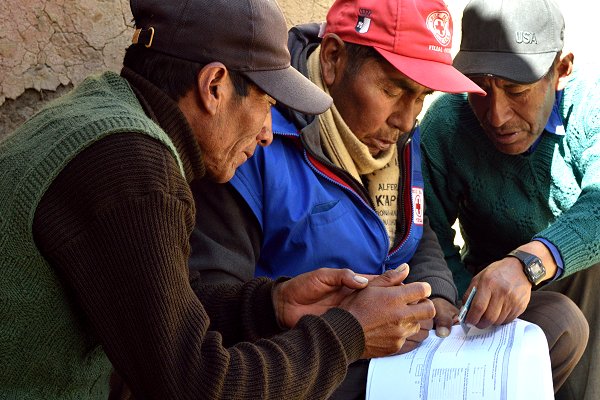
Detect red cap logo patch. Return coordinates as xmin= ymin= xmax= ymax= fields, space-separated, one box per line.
xmin=426 ymin=11 xmax=451 ymax=47
xmin=355 ymin=8 xmax=372 ymax=34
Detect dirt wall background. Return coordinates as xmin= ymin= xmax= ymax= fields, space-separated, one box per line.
xmin=0 ymin=0 xmax=597 ymax=139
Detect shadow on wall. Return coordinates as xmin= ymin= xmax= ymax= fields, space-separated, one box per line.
xmin=0 ymin=85 xmax=73 ymax=140
xmin=0 ymin=0 xmax=597 ymax=140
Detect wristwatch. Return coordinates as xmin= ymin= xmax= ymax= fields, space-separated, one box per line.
xmin=506 ymin=250 xmax=546 ymax=286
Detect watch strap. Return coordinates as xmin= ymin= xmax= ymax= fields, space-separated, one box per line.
xmin=507 ymin=249 xmax=546 ymax=286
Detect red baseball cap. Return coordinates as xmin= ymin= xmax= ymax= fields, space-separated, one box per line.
xmin=324 ymin=0 xmax=485 ymax=95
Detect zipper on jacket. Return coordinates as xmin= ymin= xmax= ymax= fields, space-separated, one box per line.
xmin=282 ymin=124 xmax=418 ymax=266
xmin=387 ymin=123 xmax=418 ymax=260
xmin=300 ymin=126 xmax=417 ymax=261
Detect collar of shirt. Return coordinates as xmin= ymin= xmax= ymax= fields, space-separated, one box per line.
xmin=526 ymin=90 xmax=565 ymax=154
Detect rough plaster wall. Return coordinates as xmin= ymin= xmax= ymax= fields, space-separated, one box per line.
xmin=0 ymin=0 xmax=332 ymax=139
xmin=1 ymin=0 xmax=597 ymax=139
xmin=280 ymin=0 xmax=333 ymax=26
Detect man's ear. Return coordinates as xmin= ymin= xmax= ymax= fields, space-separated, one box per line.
xmin=555 ymin=52 xmax=574 ymax=91
xmin=196 ymin=62 xmax=229 ymax=115
xmin=320 ymin=33 xmax=348 ymax=87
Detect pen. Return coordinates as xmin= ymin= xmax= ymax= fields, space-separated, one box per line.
xmin=458 ymin=287 xmax=477 ymax=334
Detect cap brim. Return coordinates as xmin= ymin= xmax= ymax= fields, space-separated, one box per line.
xmin=244 ymin=66 xmax=332 ymax=115
xmin=453 ymin=51 xmax=556 ymax=84
xmin=375 ymin=48 xmax=486 ymax=95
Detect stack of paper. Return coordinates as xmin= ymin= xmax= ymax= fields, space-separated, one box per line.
xmin=366 ymin=318 xmax=553 ymax=400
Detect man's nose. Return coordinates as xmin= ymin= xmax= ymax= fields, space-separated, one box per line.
xmin=388 ymin=100 xmax=422 ymax=134
xmin=487 ymin=91 xmax=513 ymax=128
xmin=258 ymin=109 xmax=273 ymax=147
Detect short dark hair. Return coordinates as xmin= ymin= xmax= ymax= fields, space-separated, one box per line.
xmin=123 ymin=45 xmax=251 ymax=101
xmin=343 ymin=42 xmax=387 ymax=76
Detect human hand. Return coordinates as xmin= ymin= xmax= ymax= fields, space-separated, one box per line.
xmin=339 ymin=265 xmax=436 ymax=359
xmin=397 ymin=297 xmax=459 ymax=352
xmin=463 ymin=258 xmax=531 ymax=330
xmin=272 ymin=268 xmax=370 ymax=329
xmin=431 ymin=298 xmax=459 ymax=338
xmin=396 ymin=318 xmax=433 ymax=354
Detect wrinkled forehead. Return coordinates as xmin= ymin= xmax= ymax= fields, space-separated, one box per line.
xmin=370 ymin=56 xmax=436 ymax=95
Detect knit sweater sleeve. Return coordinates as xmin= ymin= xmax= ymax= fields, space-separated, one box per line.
xmin=534 ymin=74 xmax=600 ymax=277
xmin=420 ymin=95 xmax=474 ymax=297
xmin=33 ymin=133 xmax=364 ymax=400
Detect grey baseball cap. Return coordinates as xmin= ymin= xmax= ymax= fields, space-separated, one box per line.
xmin=453 ymin=0 xmax=565 ymax=83
xmin=130 ymin=0 xmax=332 ymax=115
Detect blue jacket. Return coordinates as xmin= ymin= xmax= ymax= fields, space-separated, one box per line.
xmin=188 ymin=23 xmax=457 ymax=304
xmin=231 ymin=108 xmax=426 ymax=278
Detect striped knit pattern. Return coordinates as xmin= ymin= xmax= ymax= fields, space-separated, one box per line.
xmin=420 ymin=69 xmax=600 ymax=295
xmin=0 ymin=71 xmax=182 ymax=399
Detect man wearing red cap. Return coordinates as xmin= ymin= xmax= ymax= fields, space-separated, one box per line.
xmin=191 ymin=0 xmax=583 ymax=397
xmin=0 ymin=0 xmax=440 ymax=398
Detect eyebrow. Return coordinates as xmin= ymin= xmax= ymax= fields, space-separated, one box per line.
xmin=503 ymin=82 xmax=529 ymax=89
xmin=389 ymin=78 xmax=434 ymax=96
xmin=472 ymin=76 xmax=530 ymax=90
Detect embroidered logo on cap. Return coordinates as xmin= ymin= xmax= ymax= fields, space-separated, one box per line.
xmin=426 ymin=11 xmax=451 ymax=47
xmin=515 ymin=31 xmax=538 ymax=44
xmin=355 ymin=8 xmax=372 ymax=34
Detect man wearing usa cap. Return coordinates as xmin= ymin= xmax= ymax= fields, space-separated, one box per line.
xmin=421 ymin=0 xmax=597 ymax=397
xmin=0 ymin=0 xmax=442 ymax=398
xmin=190 ymin=0 xmax=574 ymax=397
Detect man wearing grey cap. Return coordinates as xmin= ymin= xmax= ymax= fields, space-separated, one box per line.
xmin=421 ymin=0 xmax=599 ymax=398
xmin=0 ymin=0 xmax=437 ymax=398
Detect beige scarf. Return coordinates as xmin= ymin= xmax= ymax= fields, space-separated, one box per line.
xmin=307 ymin=47 xmax=400 ymax=246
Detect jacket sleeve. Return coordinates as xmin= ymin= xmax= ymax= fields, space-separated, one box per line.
xmin=404 ymin=214 xmax=458 ymax=305
xmin=33 ymin=133 xmax=364 ymax=400
xmin=188 ymin=176 xmax=261 ymax=284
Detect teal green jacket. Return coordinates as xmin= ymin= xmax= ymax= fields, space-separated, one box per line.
xmin=420 ymin=69 xmax=600 ymax=296
xmin=0 ymin=72 xmax=181 ymax=399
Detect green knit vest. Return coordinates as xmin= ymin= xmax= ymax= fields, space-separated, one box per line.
xmin=0 ymin=72 xmax=184 ymax=399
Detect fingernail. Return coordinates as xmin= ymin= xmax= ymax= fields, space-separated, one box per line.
xmin=353 ymin=275 xmax=369 ymax=284
xmin=396 ymin=263 xmax=408 ymax=273
xmin=436 ymin=327 xmax=450 ymax=338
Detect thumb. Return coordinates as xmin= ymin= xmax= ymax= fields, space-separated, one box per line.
xmin=434 ymin=313 xmax=454 ymax=338
xmin=370 ymin=263 xmax=410 ymax=287
xmin=322 ymin=268 xmax=370 ymax=290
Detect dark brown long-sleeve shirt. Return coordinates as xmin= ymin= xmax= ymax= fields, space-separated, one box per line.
xmin=32 ymin=68 xmax=364 ymax=399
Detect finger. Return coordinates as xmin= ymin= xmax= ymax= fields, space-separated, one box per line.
xmin=496 ymin=302 xmax=513 ymax=326
xmin=503 ymin=309 xmax=522 ymax=325
xmin=396 ymin=340 xmax=420 ymax=355
xmin=355 ymin=273 xmax=378 ymax=282
xmin=406 ymin=298 xmax=436 ymax=321
xmin=434 ymin=310 xmax=455 ymax=338
xmin=420 ymin=318 xmax=434 ymax=331
xmin=396 ymin=283 xmax=433 ymax=307
xmin=314 ymin=268 xmax=369 ymax=290
xmin=464 ymin=286 xmax=490 ymax=327
xmin=502 ymin=301 xmax=527 ymax=325
xmin=477 ymin=293 xmax=504 ymax=329
xmin=369 ymin=264 xmax=410 ymax=287
xmin=407 ymin=327 xmax=430 ymax=343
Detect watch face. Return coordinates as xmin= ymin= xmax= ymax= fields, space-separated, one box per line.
xmin=528 ymin=260 xmax=545 ymax=280
xmin=508 ymin=250 xmax=546 ymax=285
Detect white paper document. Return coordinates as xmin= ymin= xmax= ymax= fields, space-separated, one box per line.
xmin=366 ymin=318 xmax=553 ymax=400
